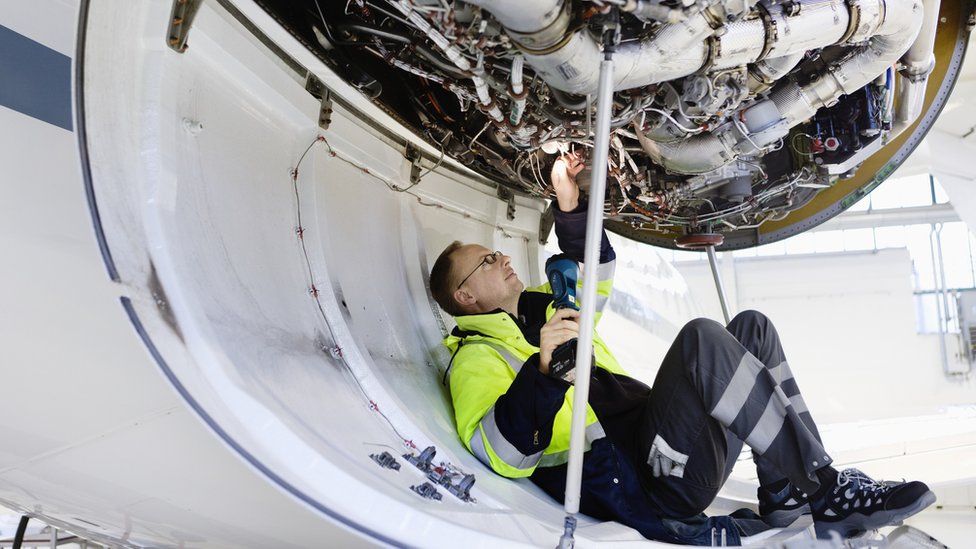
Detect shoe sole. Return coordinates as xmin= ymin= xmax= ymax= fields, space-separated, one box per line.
xmin=763 ymin=505 xmax=811 ymax=528
xmin=814 ymin=490 xmax=937 ymax=539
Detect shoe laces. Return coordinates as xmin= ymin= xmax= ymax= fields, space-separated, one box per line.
xmin=836 ymin=468 xmax=888 ymax=494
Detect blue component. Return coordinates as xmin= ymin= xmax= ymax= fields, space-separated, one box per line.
xmin=0 ymin=25 xmax=72 ymax=130
xmin=546 ymin=254 xmax=579 ymax=311
xmin=544 ymin=255 xmax=583 ymax=381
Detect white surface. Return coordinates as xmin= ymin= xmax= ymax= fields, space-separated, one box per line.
xmin=676 ymin=249 xmax=974 ymax=422
xmin=678 ymin=250 xmax=976 ymax=541
xmin=0 ymin=0 xmax=695 ymax=546
xmin=1 ymin=0 xmax=971 ymax=546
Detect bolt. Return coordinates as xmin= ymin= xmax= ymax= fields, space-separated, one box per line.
xmin=181 ymin=118 xmax=204 ymax=135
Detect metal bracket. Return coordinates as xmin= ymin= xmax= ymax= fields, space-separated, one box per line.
xmin=410 ymin=482 xmax=443 ymax=501
xmin=402 ymin=446 xmax=476 ymax=502
xmin=306 ymin=74 xmax=334 ymax=130
xmin=539 ymin=204 xmax=555 ymax=244
xmin=369 ymin=451 xmax=401 ymax=471
xmin=405 ymin=144 xmax=423 ymax=186
xmin=167 ymin=0 xmax=204 ymax=53
xmin=446 ymin=474 xmax=476 ymax=502
xmin=497 ymin=186 xmax=516 ymax=221
xmin=404 ymin=445 xmax=436 ymax=472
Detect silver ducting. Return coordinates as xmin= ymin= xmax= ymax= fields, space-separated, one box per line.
xmin=708 ymin=0 xmax=855 ymax=71
xmin=770 ymin=0 xmax=923 ymax=126
xmin=747 ymin=52 xmax=805 ymax=93
xmin=522 ymin=12 xmax=714 ymax=95
xmin=460 ymin=0 xmax=569 ymax=49
xmin=465 ymin=0 xmax=896 ymax=96
xmin=302 ymin=0 xmax=959 ymax=242
xmin=641 ymin=0 xmax=924 ymax=175
xmin=893 ymin=0 xmax=942 ymax=135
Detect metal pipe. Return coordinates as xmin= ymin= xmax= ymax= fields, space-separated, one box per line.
xmin=474 ymin=0 xmax=902 ymax=96
xmin=747 ymin=52 xmax=805 ymax=94
xmin=929 ymin=174 xmax=952 ymax=374
xmin=706 ymin=245 xmax=733 ymax=324
xmin=935 ymin=223 xmax=954 ymax=373
xmin=335 ymin=24 xmax=412 ymax=44
xmin=562 ymin=45 xmax=615 ymax=532
xmin=891 ymin=0 xmax=942 ymax=138
xmin=391 ymin=1 xmax=505 ymax=122
xmin=640 ymin=0 xmax=923 ymax=174
xmin=929 ymin=224 xmax=950 ymax=373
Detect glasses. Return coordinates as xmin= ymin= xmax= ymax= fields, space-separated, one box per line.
xmin=457 ymin=251 xmax=502 ymax=290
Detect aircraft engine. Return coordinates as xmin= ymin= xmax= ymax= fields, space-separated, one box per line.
xmin=254 ymin=0 xmax=965 ymax=249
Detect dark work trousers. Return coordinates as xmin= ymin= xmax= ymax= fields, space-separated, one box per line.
xmin=633 ymin=310 xmax=830 ymax=519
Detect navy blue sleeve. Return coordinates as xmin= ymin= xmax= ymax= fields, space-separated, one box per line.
xmin=493 ymin=353 xmax=571 ymax=455
xmin=552 ymin=199 xmax=616 ymax=263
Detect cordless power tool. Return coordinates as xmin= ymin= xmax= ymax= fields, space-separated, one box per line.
xmin=544 ymin=254 xmax=588 ymax=382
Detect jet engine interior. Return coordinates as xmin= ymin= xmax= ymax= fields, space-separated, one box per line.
xmin=257 ymin=0 xmax=941 ymax=249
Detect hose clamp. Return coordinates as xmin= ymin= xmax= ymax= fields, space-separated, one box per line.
xmin=842 ymin=0 xmax=885 ymax=44
xmin=507 ymin=82 xmax=530 ymax=100
xmin=755 ymin=2 xmax=778 ymax=62
xmin=505 ymin=1 xmax=573 ymax=52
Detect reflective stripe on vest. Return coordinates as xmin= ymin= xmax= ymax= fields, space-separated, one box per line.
xmin=469 ymin=405 xmax=545 ymax=471
xmin=538 ymin=421 xmax=607 ymax=468
xmin=464 ymin=341 xmax=608 ymax=470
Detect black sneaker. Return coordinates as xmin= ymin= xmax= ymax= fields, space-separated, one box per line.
xmin=758 ymin=481 xmax=811 ymax=527
xmin=811 ymin=468 xmax=936 ymax=539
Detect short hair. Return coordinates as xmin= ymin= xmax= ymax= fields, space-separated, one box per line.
xmin=430 ymin=240 xmax=465 ymax=316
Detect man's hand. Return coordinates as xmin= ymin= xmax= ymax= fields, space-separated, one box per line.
xmin=539 ymin=308 xmax=580 ymax=375
xmin=550 ymin=152 xmax=584 ymax=212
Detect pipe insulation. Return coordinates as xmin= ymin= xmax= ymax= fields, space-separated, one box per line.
xmin=769 ymin=0 xmax=923 ymax=127
xmin=465 ymin=0 xmax=912 ymax=96
xmin=509 ymin=55 xmax=527 ymax=126
xmin=747 ymin=52 xmax=806 ymax=93
xmin=641 ymin=0 xmax=924 ymax=174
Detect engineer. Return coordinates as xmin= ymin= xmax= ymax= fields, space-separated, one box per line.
xmin=428 ymin=152 xmax=934 ymax=545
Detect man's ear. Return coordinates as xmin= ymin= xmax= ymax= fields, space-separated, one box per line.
xmin=453 ymin=287 xmax=477 ymax=310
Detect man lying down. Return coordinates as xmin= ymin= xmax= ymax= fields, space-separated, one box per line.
xmin=428 ymin=152 xmax=935 ymax=545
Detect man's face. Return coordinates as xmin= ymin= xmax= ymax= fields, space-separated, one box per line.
xmin=451 ymin=244 xmax=524 ymax=313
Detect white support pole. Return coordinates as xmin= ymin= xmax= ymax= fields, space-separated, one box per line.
xmin=559 ymin=45 xmax=615 ymax=547
xmin=706 ymin=244 xmax=732 ymax=324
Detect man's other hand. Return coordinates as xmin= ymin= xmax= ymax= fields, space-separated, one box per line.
xmin=550 ymin=152 xmax=584 ymax=212
xmin=539 ymin=308 xmax=580 ymax=375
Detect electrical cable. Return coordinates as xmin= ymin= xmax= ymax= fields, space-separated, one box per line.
xmin=643 ymin=107 xmax=704 ymax=134
xmin=291 ymin=136 xmax=418 ymax=450
xmin=287 ymin=133 xmax=530 ymax=457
